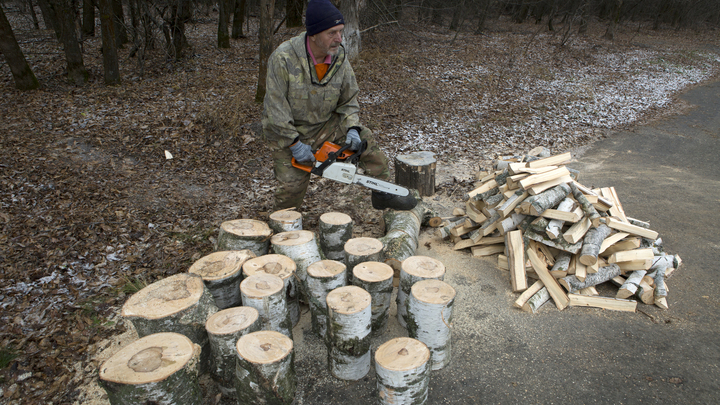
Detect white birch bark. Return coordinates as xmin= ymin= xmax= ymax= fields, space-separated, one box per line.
xmin=326 ymin=286 xmax=372 ymax=380
xmin=306 ymin=260 xmax=347 ymax=338
xmin=319 ymin=212 xmax=354 ymax=262
xmin=242 ymin=254 xmax=300 ymax=327
xmin=216 ymin=219 xmax=272 ymax=256
xmin=375 ymin=337 xmax=431 ymax=405
xmin=406 ymin=279 xmax=456 ymax=370
xmin=188 ymin=250 xmax=256 ymax=309
xmin=271 ymin=230 xmax=325 ymax=300
xmin=351 ymin=261 xmax=394 ymax=336
xmin=234 ymin=331 xmax=296 ymax=405
xmin=545 ymin=197 xmax=574 ymax=239
xmin=397 ymin=256 xmax=446 ymax=328
xmin=240 ymin=274 xmax=293 ymax=338
xmin=268 ymin=209 xmax=303 ymax=233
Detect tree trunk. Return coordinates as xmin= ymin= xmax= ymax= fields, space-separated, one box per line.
xmin=326 ymin=285 xmax=372 ymax=380
xmin=36 ymin=0 xmax=60 ymax=36
xmin=98 ymin=0 xmax=121 ymax=85
xmin=120 ymin=273 xmax=219 ymax=374
xmin=205 ymin=307 xmax=260 ymax=397
xmin=188 ymin=250 xmax=256 ymax=309
xmin=242 ymin=254 xmax=300 ymax=327
xmin=240 ymin=273 xmax=294 ymax=338
xmin=235 ymin=331 xmax=296 ymax=405
xmin=351 ymin=261 xmax=394 ymax=336
xmin=82 ymin=0 xmax=94 ymax=37
xmin=270 ymin=230 xmax=325 ymax=301
xmin=397 ymin=255 xmax=446 ymax=328
xmin=318 ymin=212 xmax=353 ymax=262
xmin=218 ymin=0 xmax=230 ymax=48
xmin=170 ymin=0 xmax=191 ymax=59
xmin=375 ymin=337 xmax=431 ymax=405
xmin=286 ymin=0 xmax=303 ymax=28
xmin=255 ymin=0 xmax=275 ymax=102
xmin=232 ymin=0 xmax=246 ymax=38
xmin=338 ymin=0 xmax=360 ymax=61
xmin=407 ymin=279 xmax=456 ymax=370
xmin=26 ymin=0 xmax=40 ymax=29
xmin=216 ymin=219 xmax=273 ymax=256
xmin=0 ymin=5 xmax=40 ymax=90
xmin=378 ymin=198 xmax=437 ymax=270
xmin=99 ymin=332 xmax=203 ymax=405
xmin=111 ymin=0 xmax=127 ymax=46
xmin=394 ymin=151 xmax=437 ymax=197
xmin=50 ymin=0 xmax=89 ymax=85
xmin=306 ymin=260 xmax=347 ymax=338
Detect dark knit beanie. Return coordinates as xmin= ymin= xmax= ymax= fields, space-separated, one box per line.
xmin=306 ymin=0 xmax=344 ymax=36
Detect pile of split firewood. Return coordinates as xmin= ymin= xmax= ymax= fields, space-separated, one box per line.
xmin=436 ymin=147 xmax=681 ymax=313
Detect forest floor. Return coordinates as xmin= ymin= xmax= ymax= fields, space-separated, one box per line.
xmin=1 ymin=7 xmax=720 ymax=404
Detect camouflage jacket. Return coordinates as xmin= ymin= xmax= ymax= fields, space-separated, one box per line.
xmin=262 ymin=32 xmax=361 ymax=149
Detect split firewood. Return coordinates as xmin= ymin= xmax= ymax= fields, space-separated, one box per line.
xmin=452 ymin=207 xmax=466 ymax=216
xmin=465 ymin=201 xmax=487 ymax=223
xmin=563 ymin=216 xmax=591 ymax=244
xmin=484 ymin=193 xmax=505 ymax=210
xmin=603 ymin=236 xmax=642 ymax=256
xmin=524 ymin=228 xmax=583 ymax=254
xmin=436 ymin=217 xmax=466 ymax=239
xmin=578 ymin=286 xmax=599 ymax=295
xmin=559 ymin=264 xmax=622 ymax=293
xmin=465 ymin=179 xmax=497 ymax=200
xmin=571 ymin=181 xmax=614 ymax=209
xmin=513 ymin=280 xmax=544 ymax=311
xmin=497 ymin=190 xmax=529 ymax=217
xmin=617 ymin=260 xmax=653 ymax=272
xmin=600 ymin=187 xmax=628 ymax=223
xmin=526 ymin=175 xmax=574 ymax=196
xmin=505 ymin=230 xmax=527 ymax=292
xmin=545 ymin=197 xmax=575 ymax=239
xmin=608 ymin=248 xmax=654 ymax=264
xmin=652 ymin=265 xmax=669 ymax=310
xmin=469 ymin=209 xmax=501 ymax=241
xmin=598 ymin=232 xmax=630 ymax=255
xmin=627 ymin=217 xmax=651 ymax=229
xmin=569 ymin=183 xmax=602 ymax=227
xmin=568 ymin=294 xmax=637 ymax=312
xmin=525 ymin=152 xmax=572 ymax=168
xmin=471 ymin=243 xmax=505 ymax=257
xmin=605 ymin=217 xmax=659 ymax=240
xmin=523 ymin=287 xmax=551 ymax=313
xmin=517 ymin=183 xmax=572 ymax=216
xmin=375 ymin=338 xmax=431 ymax=405
xmin=453 ymin=235 xmax=504 ymax=251
xmin=498 ymin=213 xmax=527 ymax=235
xmin=268 ymin=209 xmax=303 ymax=233
xmin=579 ymin=224 xmax=613 ymax=266
xmin=527 ymin=247 xmax=569 ymax=310
xmin=617 ymin=270 xmax=647 ymax=299
xmin=636 ymin=278 xmax=655 ymax=304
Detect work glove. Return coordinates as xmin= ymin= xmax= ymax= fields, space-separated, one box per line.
xmin=345 ymin=128 xmax=362 ymax=151
xmin=289 ymin=140 xmax=315 ymax=164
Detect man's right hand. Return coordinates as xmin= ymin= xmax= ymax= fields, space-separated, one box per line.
xmin=289 ymin=140 xmax=316 ymax=164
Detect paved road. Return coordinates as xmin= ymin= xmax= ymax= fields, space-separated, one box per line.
xmin=291 ymin=81 xmax=720 ymax=404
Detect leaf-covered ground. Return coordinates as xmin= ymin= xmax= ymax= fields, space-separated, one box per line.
xmin=1 ymin=8 xmax=719 ymax=404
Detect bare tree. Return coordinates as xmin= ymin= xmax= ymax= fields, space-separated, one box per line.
xmin=339 ymin=0 xmax=361 ymax=61
xmin=255 ymin=0 xmax=275 ymax=102
xmin=0 ymin=3 xmax=40 ymax=90
xmin=99 ymin=0 xmax=121 ymax=84
xmin=49 ymin=0 xmax=89 ymax=85
xmin=218 ymin=0 xmax=231 ymax=47
xmin=82 ymin=0 xmax=95 ymax=37
xmin=232 ymin=0 xmax=247 ymax=38
xmin=286 ymin=0 xmax=303 ymax=28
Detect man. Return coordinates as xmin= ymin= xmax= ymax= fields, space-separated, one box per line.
xmin=262 ymin=0 xmax=416 ymax=211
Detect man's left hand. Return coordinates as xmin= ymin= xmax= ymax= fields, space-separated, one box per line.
xmin=345 ymin=128 xmax=361 ymax=151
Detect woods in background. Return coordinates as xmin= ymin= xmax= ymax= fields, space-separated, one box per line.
xmin=1 ymin=0 xmax=720 ymax=91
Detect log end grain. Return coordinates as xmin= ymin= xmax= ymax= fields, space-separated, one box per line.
xmin=344 ymin=237 xmax=384 ymax=257
xmin=189 ymin=250 xmax=256 ymax=281
xmin=236 ymin=331 xmax=293 ymax=365
xmin=121 ymin=273 xmax=205 ymax=320
xmin=375 ymin=337 xmax=430 ymax=372
xmin=410 ymin=279 xmax=456 ymax=305
xmin=307 ymin=260 xmax=346 ymax=278
xmin=240 ymin=274 xmax=285 ymax=299
xmin=320 ymin=212 xmax=352 ymax=226
xmin=242 ymin=254 xmax=296 ymax=281
xmin=220 ymin=219 xmax=272 ymax=238
xmin=353 ymin=262 xmax=394 ymax=283
xmin=401 ymin=256 xmax=446 ymax=280
xmin=270 ymin=230 xmax=315 ymax=246
xmin=326 ymin=285 xmax=371 ymax=315
xmin=206 ymin=307 xmax=259 ymax=336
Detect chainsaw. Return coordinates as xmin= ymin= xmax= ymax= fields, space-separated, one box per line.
xmin=291 ymin=141 xmax=409 ymax=197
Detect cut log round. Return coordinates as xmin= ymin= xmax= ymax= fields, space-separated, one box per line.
xmin=188 ymin=250 xmax=256 ymax=309
xmin=351 ymin=261 xmax=394 ymax=336
xmin=344 ymin=237 xmax=384 ymax=278
xmin=306 ymin=260 xmax=347 ymax=338
xmin=99 ymin=332 xmax=203 ymax=405
xmin=326 ymin=285 xmax=372 ymax=380
xmin=397 ymin=256 xmax=446 ymax=328
xmin=271 ymin=230 xmax=324 ymax=300
xmin=394 ymin=151 xmax=437 ymax=196
xmin=374 ymin=337 xmax=431 ymax=405
xmin=268 ymin=209 xmax=303 ymax=233
xmin=205 ymin=307 xmax=260 ymax=397
xmin=407 ymin=279 xmax=456 ymax=370
xmin=240 ymin=273 xmax=293 ymax=338
xmin=318 ymin=212 xmax=354 ymax=262
xmin=235 ymin=331 xmax=296 ymax=405
xmin=216 ymin=219 xmax=273 ymax=256
xmin=242 ymin=254 xmax=300 ymax=327
xmin=121 ymin=273 xmax=218 ymax=373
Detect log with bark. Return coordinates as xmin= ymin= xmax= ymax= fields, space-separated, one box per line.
xmin=268 ymin=209 xmax=303 ymax=233
xmin=235 ymin=331 xmax=296 ymax=405
xmin=579 ymin=224 xmax=612 ymax=266
xmin=188 ymin=250 xmax=255 ymax=309
xmin=242 ymin=254 xmax=300 ymax=327
xmin=559 ymin=264 xmax=622 ymax=293
xmin=216 ymin=219 xmax=273 ymax=256
xmin=205 ymin=307 xmax=260 ymax=397
xmin=374 ymin=337 xmax=431 ymax=405
xmin=271 ymin=230 xmax=325 ymax=300
xmin=326 ymin=286 xmax=373 ymax=380
xmin=351 ymin=261 xmax=394 ymax=336
xmin=318 ymin=212 xmax=354 ymax=262
xmin=394 ymin=151 xmax=437 ymax=196
xmin=406 ymin=279 xmax=456 ymax=370
xmin=99 ymin=332 xmax=203 ymax=405
xmin=240 ymin=273 xmax=293 ymax=338
xmin=397 ymin=255 xmax=446 ymax=328
xmin=306 ymin=260 xmax=347 ymax=338
xmin=378 ymin=198 xmax=437 ymax=270
xmin=344 ymin=237 xmax=384 ymax=278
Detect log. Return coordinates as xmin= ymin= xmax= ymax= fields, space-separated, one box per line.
xmin=550 ymin=252 xmax=572 ymax=278
xmin=351 ymin=261 xmax=394 ymax=336
xmin=636 ymin=278 xmax=655 ymax=304
xmin=518 ymin=166 xmax=571 ymax=189
xmin=465 ymin=179 xmax=497 ymax=200
xmin=397 ymin=256 xmax=446 ymax=328
xmin=465 ymin=201 xmax=488 ymax=223
xmin=599 ymin=232 xmax=631 ymax=255
xmin=498 ymin=213 xmax=527 ymax=235
xmin=579 ymin=224 xmax=613 ymax=266
xmin=188 ymin=250 xmax=256 ymax=309
xmin=326 ymin=286 xmax=373 ymax=380
xmin=559 ymin=264 xmax=622 ymax=293
xmin=505 ymin=230 xmax=527 ymax=292
xmin=563 ymin=216 xmax=591 ymax=244
xmin=235 ymin=331 xmax=296 ymax=405
xmin=524 ymin=228 xmax=583 ymax=254
xmin=513 ymin=280 xmax=544 ymax=311
xmin=242 ymin=254 xmax=300 ymax=327
xmin=526 ymin=175 xmax=573 ymax=196
xmin=525 ymin=287 xmax=551 ymax=313
xmin=318 ymin=212 xmax=354 ymax=262
xmin=471 ymin=243 xmax=505 ymax=257
xmin=205 ymin=307 xmax=260 ymax=397
xmin=268 ymin=209 xmax=303 ymax=233
xmin=344 ymin=237 xmax=384 ymax=282
xmin=605 ymin=217 xmax=659 ymax=240
xmin=617 ymin=270 xmax=646 ymax=299
xmin=379 ymin=199 xmax=436 ymax=270
xmin=436 ymin=217 xmax=466 ymax=239
xmin=572 ymin=181 xmax=614 ymax=209
xmin=608 ymin=248 xmax=654 ymax=264
xmin=306 ymin=260 xmax=347 ymax=338
xmin=569 ymin=183 xmax=601 ymax=227
xmin=240 ymin=274 xmax=293 ymax=338
xmin=526 ymin=152 xmax=572 ymax=168
xmin=546 ymin=197 xmax=575 ymax=239
xmin=497 ymin=191 xmax=529 ymax=218
xmin=375 ymin=337 xmax=431 ymax=405
xmin=603 ymin=236 xmax=642 ymax=256
xmin=99 ymin=332 xmax=202 ymax=405
xmin=406 ymin=279 xmax=456 ymax=370
xmin=395 ymin=151 xmax=437 ymax=196
xmin=578 ymin=286 xmax=599 ymax=295
xmin=519 ymin=183 xmax=572 ymax=216
xmin=121 ymin=273 xmax=218 ymax=373
xmin=568 ymin=294 xmax=637 ymax=312
xmin=600 ymin=187 xmax=628 ymax=223
xmin=271 ymin=230 xmax=324 ymax=300
xmin=540 ymin=206 xmax=583 ymax=223
xmin=216 ymin=219 xmax=272 ymax=256
xmin=526 ymin=248 xmax=569 ymax=310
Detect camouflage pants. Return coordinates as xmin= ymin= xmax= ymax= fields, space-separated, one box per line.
xmin=270 ymin=117 xmax=390 ymax=210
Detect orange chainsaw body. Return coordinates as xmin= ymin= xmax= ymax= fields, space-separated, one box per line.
xmin=291 ymin=141 xmax=356 ymax=172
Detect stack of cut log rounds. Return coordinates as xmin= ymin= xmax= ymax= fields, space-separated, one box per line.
xmin=436 ymin=150 xmax=681 ymax=314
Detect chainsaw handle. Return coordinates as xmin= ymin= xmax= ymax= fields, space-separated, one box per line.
xmin=290 ymin=141 xmax=366 ymax=174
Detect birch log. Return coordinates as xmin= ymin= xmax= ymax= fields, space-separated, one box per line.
xmin=617 ymin=270 xmax=646 ymax=299
xmin=579 ymin=224 xmax=613 ymax=266
xmin=525 ymin=287 xmax=551 ymax=313
xmin=351 ymin=261 xmax=394 ymax=336
xmin=268 ymin=209 xmax=303 ymax=233
xmin=397 ymin=256 xmax=446 ymax=328
xmin=235 ymin=331 xmax=296 ymax=405
xmin=271 ymin=230 xmax=324 ymax=300
xmin=569 ymin=183 xmax=601 ymax=226
xmin=344 ymin=237 xmax=384 ymax=281
xmin=306 ymin=260 xmax=347 ymax=338
xmin=559 ymin=264 xmax=622 ymax=293
xmin=326 ymin=286 xmax=372 ymax=380
xmin=318 ymin=212 xmax=354 ymax=262
xmin=375 ymin=337 xmax=431 ymax=405
xmin=120 ymin=273 xmax=218 ymax=373
xmin=188 ymin=250 xmax=256 ymax=309
xmin=240 ymin=274 xmax=293 ymax=338
xmin=550 ymin=252 xmax=572 ymax=278
xmin=518 ymin=183 xmax=571 ymax=216
xmin=216 ymin=219 xmax=272 ymax=256
xmin=205 ymin=307 xmax=260 ymax=397
xmin=99 ymin=332 xmax=203 ymax=405
xmin=498 ymin=213 xmax=527 ymax=235
xmin=407 ymin=279 xmax=456 ymax=370
xmin=378 ymin=198 xmax=436 ymax=270
xmin=242 ymin=254 xmax=300 ymax=327
xmin=546 ymin=197 xmax=574 ymax=239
